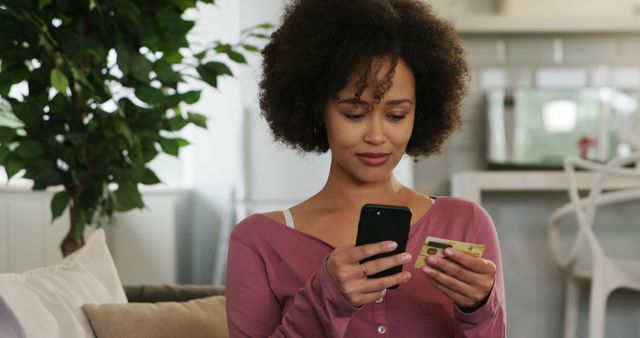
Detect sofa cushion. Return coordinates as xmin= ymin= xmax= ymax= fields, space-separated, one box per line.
xmin=0 ymin=229 xmax=127 ymax=338
xmin=124 ymin=284 xmax=225 ymax=303
xmin=83 ymin=295 xmax=228 ymax=338
xmin=0 ymin=296 xmax=24 ymax=338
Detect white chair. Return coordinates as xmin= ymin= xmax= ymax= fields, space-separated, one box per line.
xmin=548 ymin=152 xmax=640 ymax=338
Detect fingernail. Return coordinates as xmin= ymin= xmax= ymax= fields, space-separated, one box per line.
xmin=403 ymin=272 xmax=412 ymax=281
xmin=401 ymin=253 xmax=411 ymax=262
xmin=427 ymin=256 xmax=437 ymax=265
xmin=422 ymin=266 xmax=432 ymax=275
xmin=387 ymin=241 xmax=398 ymax=250
xmin=444 ymin=248 xmax=454 ymax=257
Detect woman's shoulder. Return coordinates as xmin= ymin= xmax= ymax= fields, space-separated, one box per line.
xmin=231 ymin=212 xmax=287 ymax=242
xmin=430 ymin=196 xmax=491 ymax=219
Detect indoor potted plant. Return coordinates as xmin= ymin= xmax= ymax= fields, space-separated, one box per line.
xmin=0 ymin=0 xmax=270 ymax=256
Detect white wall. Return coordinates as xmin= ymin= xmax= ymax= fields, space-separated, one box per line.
xmin=175 ymin=0 xmax=244 ymax=283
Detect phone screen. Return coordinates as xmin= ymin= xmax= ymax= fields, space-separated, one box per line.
xmin=355 ymin=204 xmax=411 ymax=288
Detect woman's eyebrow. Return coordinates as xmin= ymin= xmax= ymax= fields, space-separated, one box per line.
xmin=336 ymin=98 xmax=413 ymax=106
xmin=337 ymin=98 xmax=369 ymax=105
xmin=385 ymin=99 xmax=413 ymax=106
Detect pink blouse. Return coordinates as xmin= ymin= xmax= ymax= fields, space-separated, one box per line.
xmin=226 ymin=197 xmax=506 ymax=337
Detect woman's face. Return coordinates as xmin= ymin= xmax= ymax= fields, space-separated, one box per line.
xmin=324 ymin=56 xmax=415 ymax=184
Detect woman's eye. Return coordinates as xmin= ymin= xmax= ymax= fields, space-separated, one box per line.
xmin=345 ymin=113 xmax=365 ymax=121
xmin=387 ymin=113 xmax=406 ymax=121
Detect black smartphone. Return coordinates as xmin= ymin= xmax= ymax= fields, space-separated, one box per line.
xmin=355 ymin=203 xmax=411 ymax=289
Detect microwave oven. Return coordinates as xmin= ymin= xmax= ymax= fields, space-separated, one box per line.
xmin=485 ymin=88 xmax=639 ymax=169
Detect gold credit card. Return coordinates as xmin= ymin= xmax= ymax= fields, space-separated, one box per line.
xmin=415 ymin=236 xmax=485 ymax=268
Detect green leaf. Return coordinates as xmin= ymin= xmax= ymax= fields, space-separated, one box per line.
xmin=49 ymin=93 xmax=71 ymax=118
xmin=194 ymin=50 xmax=207 ymax=60
xmin=14 ymin=140 xmax=45 ymax=158
xmin=29 ymin=168 xmax=61 ymax=190
xmin=249 ymin=33 xmax=271 ymax=39
xmin=157 ymin=7 xmax=192 ymax=34
xmin=10 ymin=101 xmax=41 ymax=128
xmin=196 ymin=62 xmax=233 ymax=88
xmin=116 ymin=121 xmax=134 ymax=146
xmin=159 ymin=138 xmax=179 ymax=157
xmin=214 ymin=43 xmax=231 ymax=53
xmin=176 ymin=137 xmax=189 ymax=147
xmin=172 ymin=0 xmax=198 ymax=12
xmin=167 ymin=115 xmax=188 ymax=131
xmin=50 ymin=69 xmax=69 ymax=95
xmin=0 ymin=63 xmax=29 ymax=88
xmin=70 ymin=67 xmax=94 ymax=92
xmin=116 ymin=47 xmax=131 ymax=76
xmin=0 ymin=85 xmax=10 ymax=97
xmin=187 ymin=112 xmax=207 ymax=128
xmin=0 ymin=126 xmax=17 ymax=143
xmin=162 ymin=50 xmax=182 ymax=64
xmin=159 ymin=137 xmax=189 ymax=157
xmin=114 ymin=182 xmax=144 ymax=211
xmin=227 ymin=50 xmax=247 ymax=64
xmin=130 ymin=54 xmax=152 ymax=82
xmin=242 ymin=44 xmax=260 ymax=52
xmin=142 ymin=145 xmax=159 ymax=162
xmin=140 ymin=168 xmax=161 ymax=185
xmin=154 ymin=60 xmax=180 ymax=87
xmin=39 ymin=0 xmax=52 ymax=9
xmin=4 ymin=153 xmax=24 ymax=179
xmin=136 ymin=87 xmax=165 ymax=105
xmin=182 ymin=90 xmax=200 ymax=104
xmin=0 ymin=146 xmax=9 ymax=163
xmin=51 ymin=190 xmax=69 ymax=222
xmin=241 ymin=22 xmax=274 ymax=34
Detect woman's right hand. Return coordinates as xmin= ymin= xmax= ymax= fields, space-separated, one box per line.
xmin=326 ymin=241 xmax=412 ymax=307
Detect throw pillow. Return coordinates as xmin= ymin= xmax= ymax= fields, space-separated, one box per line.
xmin=83 ymin=295 xmax=228 ymax=338
xmin=0 ymin=229 xmax=127 ymax=338
xmin=0 ymin=296 xmax=24 ymax=338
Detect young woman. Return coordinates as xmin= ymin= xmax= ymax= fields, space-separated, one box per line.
xmin=226 ymin=1 xmax=506 ymax=337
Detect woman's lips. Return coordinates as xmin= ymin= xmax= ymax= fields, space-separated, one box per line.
xmin=357 ymin=153 xmax=390 ymax=166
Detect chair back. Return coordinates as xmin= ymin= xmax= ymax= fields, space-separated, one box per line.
xmin=549 ymin=152 xmax=640 ymax=271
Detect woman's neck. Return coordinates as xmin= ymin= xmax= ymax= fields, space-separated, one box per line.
xmin=314 ymin=161 xmax=407 ymax=212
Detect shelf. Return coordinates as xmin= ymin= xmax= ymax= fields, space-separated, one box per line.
xmin=451 ymin=170 xmax=640 ymax=204
xmin=454 ymin=15 xmax=640 ymax=34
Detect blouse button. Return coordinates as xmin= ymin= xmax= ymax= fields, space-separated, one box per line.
xmin=375 ymin=297 xmax=384 ymax=304
xmin=377 ymin=325 xmax=387 ymax=335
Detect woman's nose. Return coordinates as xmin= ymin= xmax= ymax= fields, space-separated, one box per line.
xmin=363 ymin=117 xmax=385 ymax=145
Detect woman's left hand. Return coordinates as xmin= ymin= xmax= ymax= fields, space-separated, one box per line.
xmin=421 ymin=248 xmax=496 ymax=312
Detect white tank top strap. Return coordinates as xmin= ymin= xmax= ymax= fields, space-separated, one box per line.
xmin=282 ymin=209 xmax=296 ymax=229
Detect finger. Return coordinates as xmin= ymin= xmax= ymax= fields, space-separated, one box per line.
xmin=443 ymin=248 xmax=496 ymax=274
xmin=328 ymin=246 xmax=356 ymax=265
xmin=363 ymin=252 xmax=412 ymax=276
xmin=427 ymin=276 xmax=476 ymax=308
xmin=421 ymin=261 xmax=476 ymax=296
xmin=351 ymin=241 xmax=398 ymax=262
xmin=359 ymin=271 xmax=412 ymax=293
xmin=424 ymin=255 xmax=479 ymax=287
xmin=422 ymin=260 xmax=494 ymax=305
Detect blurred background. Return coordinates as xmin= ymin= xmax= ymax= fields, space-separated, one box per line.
xmin=1 ymin=1 xmax=640 ymax=337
